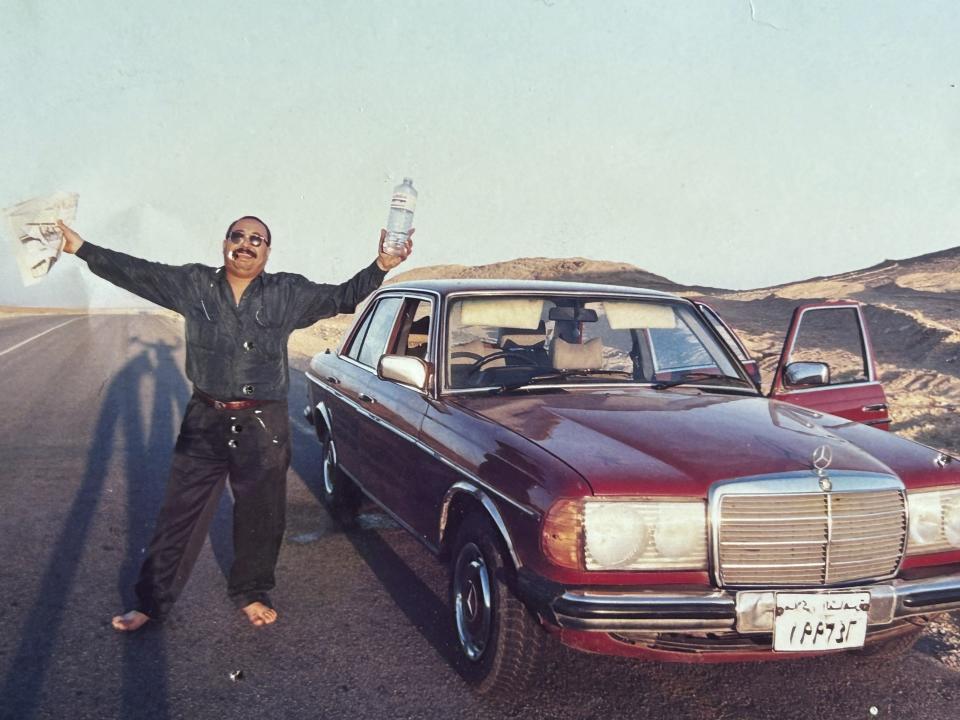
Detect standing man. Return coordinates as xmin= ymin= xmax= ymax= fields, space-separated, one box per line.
xmin=57 ymin=216 xmax=412 ymax=630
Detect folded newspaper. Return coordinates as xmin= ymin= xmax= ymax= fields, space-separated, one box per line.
xmin=3 ymin=192 xmax=79 ymax=287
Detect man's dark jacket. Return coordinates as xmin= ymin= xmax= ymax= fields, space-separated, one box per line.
xmin=77 ymin=243 xmax=386 ymax=401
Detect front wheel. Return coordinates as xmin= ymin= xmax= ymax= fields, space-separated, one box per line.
xmin=449 ymin=514 xmax=546 ymax=696
xmin=319 ymin=434 xmax=361 ymax=528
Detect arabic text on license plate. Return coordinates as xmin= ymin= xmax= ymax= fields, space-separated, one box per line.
xmin=773 ymin=592 xmax=870 ymax=652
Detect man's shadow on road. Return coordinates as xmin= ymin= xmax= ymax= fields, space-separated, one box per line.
xmin=1 ymin=332 xmax=233 ymax=720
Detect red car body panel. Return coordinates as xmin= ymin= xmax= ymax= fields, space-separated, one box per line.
xmin=453 ymin=391 xmax=894 ymax=497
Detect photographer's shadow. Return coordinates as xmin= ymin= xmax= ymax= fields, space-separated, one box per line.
xmin=0 ymin=331 xmax=204 ymax=720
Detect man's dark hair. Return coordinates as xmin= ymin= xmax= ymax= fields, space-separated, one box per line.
xmin=225 ymin=215 xmax=272 ymax=245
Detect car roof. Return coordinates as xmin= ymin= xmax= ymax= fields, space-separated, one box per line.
xmin=381 ymin=278 xmax=681 ymax=299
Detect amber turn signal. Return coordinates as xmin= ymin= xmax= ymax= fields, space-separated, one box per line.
xmin=541 ymin=498 xmax=584 ymax=570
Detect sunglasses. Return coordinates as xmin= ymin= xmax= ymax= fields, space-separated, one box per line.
xmin=228 ymin=230 xmax=270 ymax=247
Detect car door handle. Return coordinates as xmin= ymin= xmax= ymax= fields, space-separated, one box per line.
xmin=358 ymin=393 xmax=376 ymax=404
xmin=325 ymin=376 xmax=341 ymax=385
xmin=862 ymin=403 xmax=887 ymax=412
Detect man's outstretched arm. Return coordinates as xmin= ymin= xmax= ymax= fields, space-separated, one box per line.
xmin=59 ymin=220 xmax=193 ymax=314
xmin=292 ymin=228 xmax=414 ymax=328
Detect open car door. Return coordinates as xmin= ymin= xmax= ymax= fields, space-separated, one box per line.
xmin=768 ymin=301 xmax=890 ymax=430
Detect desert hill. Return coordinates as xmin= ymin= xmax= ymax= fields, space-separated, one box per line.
xmin=294 ymin=247 xmax=960 ymax=455
xmin=387 ymin=256 xmax=726 ymax=294
xmin=729 ymin=245 xmax=960 ymax=300
xmin=696 ymin=246 xmax=960 ymax=455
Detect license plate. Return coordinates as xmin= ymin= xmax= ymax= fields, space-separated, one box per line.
xmin=773 ymin=592 xmax=870 ymax=652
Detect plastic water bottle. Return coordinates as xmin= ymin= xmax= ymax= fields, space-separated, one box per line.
xmin=383 ymin=177 xmax=417 ymax=256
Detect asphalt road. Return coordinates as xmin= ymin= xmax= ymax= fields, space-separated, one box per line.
xmin=1 ymin=313 xmax=958 ymax=720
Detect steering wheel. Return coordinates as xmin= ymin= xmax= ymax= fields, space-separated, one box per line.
xmin=467 ymin=350 xmax=540 ymax=376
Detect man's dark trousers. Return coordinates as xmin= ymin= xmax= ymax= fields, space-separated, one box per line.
xmin=133 ymin=394 xmax=291 ymax=619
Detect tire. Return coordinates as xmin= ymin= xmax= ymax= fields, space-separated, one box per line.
xmin=449 ymin=513 xmax=547 ymax=696
xmin=319 ymin=433 xmax=361 ymax=528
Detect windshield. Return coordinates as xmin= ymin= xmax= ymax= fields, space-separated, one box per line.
xmin=445 ymin=295 xmax=749 ymax=391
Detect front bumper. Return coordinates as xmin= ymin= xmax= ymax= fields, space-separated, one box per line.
xmin=540 ymin=572 xmax=960 ymax=634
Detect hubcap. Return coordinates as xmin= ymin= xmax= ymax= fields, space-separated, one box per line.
xmin=453 ymin=542 xmax=493 ymax=661
xmin=323 ymin=438 xmax=337 ymax=496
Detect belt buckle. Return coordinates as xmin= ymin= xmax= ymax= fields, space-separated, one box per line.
xmin=213 ymin=400 xmax=226 ymax=410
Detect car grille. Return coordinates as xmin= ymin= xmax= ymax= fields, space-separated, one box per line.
xmin=717 ymin=489 xmax=907 ymax=586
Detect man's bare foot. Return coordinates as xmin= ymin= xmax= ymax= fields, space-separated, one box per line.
xmin=111 ymin=610 xmax=150 ymax=632
xmin=241 ymin=601 xmax=277 ymax=627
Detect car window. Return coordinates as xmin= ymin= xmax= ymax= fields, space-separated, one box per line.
xmin=389 ymin=297 xmax=432 ymax=360
xmin=697 ymin=303 xmax=750 ymax=362
xmin=445 ymin=296 xmax=742 ymax=389
xmin=788 ymin=306 xmax=869 ymax=385
xmin=345 ymin=308 xmax=375 ymax=361
xmin=349 ymin=297 xmax=402 ymax=368
xmin=649 ymin=319 xmax=716 ymax=372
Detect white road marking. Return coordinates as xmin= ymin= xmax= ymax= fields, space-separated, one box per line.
xmin=0 ymin=318 xmax=80 ymax=357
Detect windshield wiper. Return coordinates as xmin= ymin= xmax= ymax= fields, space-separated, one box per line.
xmin=549 ymin=369 xmax=634 ymax=380
xmin=651 ymin=371 xmax=752 ymax=390
xmin=493 ymin=368 xmax=634 ymax=393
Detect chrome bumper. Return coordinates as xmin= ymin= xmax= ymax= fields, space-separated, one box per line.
xmin=552 ymin=572 xmax=960 ymax=632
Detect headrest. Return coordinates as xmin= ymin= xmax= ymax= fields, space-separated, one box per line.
xmin=550 ymin=337 xmax=603 ymax=370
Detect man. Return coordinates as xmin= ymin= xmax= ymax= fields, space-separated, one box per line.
xmin=57 ymin=216 xmax=412 ymax=630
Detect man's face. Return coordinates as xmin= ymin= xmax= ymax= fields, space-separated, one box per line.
xmin=223 ymin=217 xmax=270 ymax=279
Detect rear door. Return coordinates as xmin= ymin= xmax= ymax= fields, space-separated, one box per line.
xmin=768 ymin=301 xmax=890 ymax=429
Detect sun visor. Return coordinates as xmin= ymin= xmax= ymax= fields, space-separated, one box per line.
xmin=458 ymin=298 xmax=544 ymax=329
xmin=604 ymin=301 xmax=676 ymax=330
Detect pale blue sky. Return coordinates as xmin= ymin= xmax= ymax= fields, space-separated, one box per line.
xmin=2 ymin=0 xmax=958 ymax=307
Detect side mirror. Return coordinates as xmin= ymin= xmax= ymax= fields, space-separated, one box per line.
xmin=377 ymin=355 xmax=432 ymax=392
xmin=784 ymin=361 xmax=830 ymax=388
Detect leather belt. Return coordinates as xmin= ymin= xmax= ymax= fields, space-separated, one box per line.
xmin=193 ymin=388 xmax=270 ymax=411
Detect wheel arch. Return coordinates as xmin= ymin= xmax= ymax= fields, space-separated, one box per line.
xmin=439 ymin=481 xmax=523 ymax=570
xmin=311 ymin=399 xmax=333 ymax=441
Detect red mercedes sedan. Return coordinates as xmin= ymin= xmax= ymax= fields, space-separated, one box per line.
xmin=304 ymin=279 xmax=960 ymax=695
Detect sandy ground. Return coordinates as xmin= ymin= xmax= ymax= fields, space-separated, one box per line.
xmin=0 ymin=305 xmax=178 ymax=318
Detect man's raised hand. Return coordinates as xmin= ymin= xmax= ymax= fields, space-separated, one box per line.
xmin=376 ymin=228 xmax=414 ymax=271
xmin=56 ymin=220 xmax=85 ymax=254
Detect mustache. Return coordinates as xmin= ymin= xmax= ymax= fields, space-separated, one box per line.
xmin=230 ymin=246 xmax=258 ymax=260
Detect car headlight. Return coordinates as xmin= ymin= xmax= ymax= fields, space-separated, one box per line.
xmin=542 ymin=498 xmax=707 ymax=571
xmin=906 ymin=487 xmax=960 ymax=555
xmin=584 ymin=503 xmax=649 ymax=567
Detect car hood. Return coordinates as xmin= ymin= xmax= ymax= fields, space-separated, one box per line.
xmin=453 ymin=388 xmax=897 ymax=497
